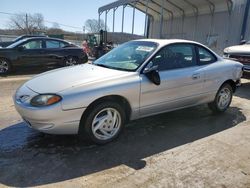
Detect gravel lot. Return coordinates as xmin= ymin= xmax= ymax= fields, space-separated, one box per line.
xmin=0 ymin=72 xmax=249 ymax=188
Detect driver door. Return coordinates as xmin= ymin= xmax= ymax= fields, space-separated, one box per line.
xmin=17 ymin=39 xmax=45 ymax=67
xmin=139 ymin=43 xmax=205 ymax=117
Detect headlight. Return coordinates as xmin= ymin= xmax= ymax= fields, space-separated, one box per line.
xmin=30 ymin=94 xmax=62 ymax=107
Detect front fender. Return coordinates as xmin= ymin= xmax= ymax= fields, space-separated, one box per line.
xmin=59 ymin=75 xmax=141 ymax=117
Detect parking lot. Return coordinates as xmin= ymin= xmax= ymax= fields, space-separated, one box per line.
xmin=0 ymin=70 xmax=249 ymax=187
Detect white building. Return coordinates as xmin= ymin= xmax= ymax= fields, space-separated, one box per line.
xmin=99 ymin=0 xmax=250 ymax=53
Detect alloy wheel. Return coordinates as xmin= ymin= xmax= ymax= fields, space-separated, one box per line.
xmin=91 ymin=107 xmax=122 ymax=140
xmin=0 ymin=59 xmax=9 ymax=73
xmin=217 ymin=87 xmax=232 ymax=110
xmin=65 ymin=57 xmax=77 ymax=66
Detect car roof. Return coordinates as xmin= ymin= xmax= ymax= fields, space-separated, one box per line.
xmin=133 ymin=38 xmax=222 ymax=61
xmin=134 ymin=38 xmax=204 ymax=47
xmin=20 ymin=35 xmax=47 ymax=38
xmin=24 ymin=37 xmax=69 ymax=43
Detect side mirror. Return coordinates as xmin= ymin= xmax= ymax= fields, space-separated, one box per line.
xmin=146 ymin=70 xmax=161 ymax=85
xmin=143 ymin=64 xmax=158 ymax=74
xmin=143 ymin=65 xmax=161 ymax=86
xmin=17 ymin=46 xmax=24 ymax=51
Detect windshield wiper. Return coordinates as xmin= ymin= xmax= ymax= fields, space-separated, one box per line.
xmin=94 ymin=63 xmax=111 ymax=69
xmin=94 ymin=63 xmax=133 ymax=72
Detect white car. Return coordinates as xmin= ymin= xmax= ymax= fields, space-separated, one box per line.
xmin=14 ymin=39 xmax=243 ymax=144
xmin=224 ymin=40 xmax=250 ymax=73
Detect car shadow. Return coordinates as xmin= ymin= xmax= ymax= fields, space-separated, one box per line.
xmin=242 ymin=72 xmax=250 ymax=79
xmin=0 ymin=61 xmax=93 ymax=78
xmin=0 ymin=67 xmax=56 ymax=77
xmin=0 ymin=105 xmax=246 ymax=187
xmin=235 ymin=80 xmax=250 ymax=100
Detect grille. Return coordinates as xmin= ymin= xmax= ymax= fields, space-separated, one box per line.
xmin=229 ymin=54 xmax=250 ymax=64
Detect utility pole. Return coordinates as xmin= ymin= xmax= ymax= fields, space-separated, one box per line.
xmin=82 ymin=26 xmax=85 ymax=40
xmin=25 ymin=13 xmax=29 ymax=34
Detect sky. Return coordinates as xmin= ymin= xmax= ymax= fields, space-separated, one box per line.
xmin=0 ymin=0 xmax=146 ymax=35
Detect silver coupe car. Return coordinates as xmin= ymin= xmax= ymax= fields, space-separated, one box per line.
xmin=14 ymin=39 xmax=243 ymax=144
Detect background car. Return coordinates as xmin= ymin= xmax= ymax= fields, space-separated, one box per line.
xmin=224 ymin=40 xmax=250 ymax=75
xmin=14 ymin=39 xmax=243 ymax=144
xmin=0 ymin=37 xmax=88 ymax=74
xmin=0 ymin=35 xmax=48 ymax=48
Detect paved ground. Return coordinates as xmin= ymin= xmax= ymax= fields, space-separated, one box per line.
xmin=0 ymin=71 xmax=250 ymax=188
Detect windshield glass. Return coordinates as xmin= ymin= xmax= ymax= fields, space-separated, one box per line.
xmin=7 ymin=39 xmax=27 ymax=48
xmin=13 ymin=36 xmax=23 ymax=42
xmin=93 ymin=41 xmax=158 ymax=71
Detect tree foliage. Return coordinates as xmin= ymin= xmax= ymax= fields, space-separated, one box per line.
xmin=85 ymin=19 xmax=107 ymax=33
xmin=52 ymin=22 xmax=60 ymax=29
xmin=9 ymin=13 xmax=45 ymax=34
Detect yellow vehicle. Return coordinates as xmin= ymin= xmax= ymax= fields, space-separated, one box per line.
xmin=87 ymin=30 xmax=113 ymax=59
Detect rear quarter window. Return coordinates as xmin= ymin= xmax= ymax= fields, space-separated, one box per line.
xmin=46 ymin=40 xmax=61 ymax=48
xmin=197 ymin=46 xmax=217 ymax=65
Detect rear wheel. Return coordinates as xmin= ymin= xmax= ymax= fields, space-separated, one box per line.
xmin=208 ymin=83 xmax=233 ymax=113
xmin=0 ymin=58 xmax=11 ymax=75
xmin=79 ymin=101 xmax=125 ymax=144
xmin=64 ymin=56 xmax=78 ymax=66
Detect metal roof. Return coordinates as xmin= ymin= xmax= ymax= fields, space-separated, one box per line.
xmin=99 ymin=0 xmax=233 ymax=20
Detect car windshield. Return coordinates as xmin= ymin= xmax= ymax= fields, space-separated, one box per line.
xmin=12 ymin=36 xmax=24 ymax=42
xmin=6 ymin=39 xmax=28 ymax=48
xmin=93 ymin=41 xmax=158 ymax=71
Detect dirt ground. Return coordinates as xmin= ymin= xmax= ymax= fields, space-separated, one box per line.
xmin=0 ymin=74 xmax=250 ymax=188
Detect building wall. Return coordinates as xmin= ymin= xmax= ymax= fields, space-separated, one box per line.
xmin=244 ymin=1 xmax=250 ymax=40
xmin=149 ymin=0 xmax=248 ymax=54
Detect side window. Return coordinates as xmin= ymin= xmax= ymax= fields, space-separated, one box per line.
xmin=22 ymin=40 xmax=43 ymax=49
xmin=46 ymin=40 xmax=60 ymax=48
xmin=59 ymin=42 xmax=67 ymax=48
xmin=152 ymin=44 xmax=196 ymax=71
xmin=197 ymin=46 xmax=217 ymax=65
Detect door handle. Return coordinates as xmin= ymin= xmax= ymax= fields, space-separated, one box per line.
xmin=192 ymin=73 xmax=200 ymax=80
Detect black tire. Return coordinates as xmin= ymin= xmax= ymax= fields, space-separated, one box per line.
xmin=79 ymin=101 xmax=126 ymax=144
xmin=0 ymin=58 xmax=11 ymax=75
xmin=64 ymin=56 xmax=79 ymax=66
xmin=208 ymin=83 xmax=233 ymax=114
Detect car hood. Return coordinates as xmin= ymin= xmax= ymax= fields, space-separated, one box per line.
xmin=224 ymin=44 xmax=250 ymax=54
xmin=0 ymin=48 xmax=12 ymax=51
xmin=25 ymin=64 xmax=134 ymax=93
xmin=0 ymin=41 xmax=12 ymax=47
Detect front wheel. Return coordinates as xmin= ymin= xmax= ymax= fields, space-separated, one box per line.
xmin=79 ymin=101 xmax=125 ymax=144
xmin=0 ymin=58 xmax=11 ymax=75
xmin=208 ymin=83 xmax=233 ymax=113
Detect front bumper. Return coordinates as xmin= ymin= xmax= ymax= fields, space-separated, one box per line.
xmin=223 ymin=54 xmax=250 ymax=73
xmin=14 ymin=85 xmax=85 ymax=134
